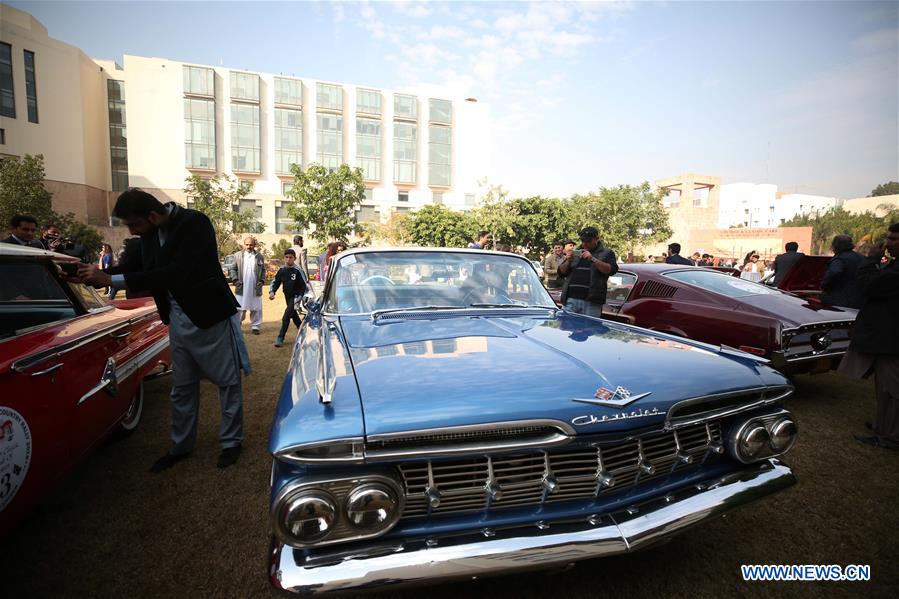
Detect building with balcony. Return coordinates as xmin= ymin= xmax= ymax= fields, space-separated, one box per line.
xmin=1 ymin=5 xmax=492 ymax=247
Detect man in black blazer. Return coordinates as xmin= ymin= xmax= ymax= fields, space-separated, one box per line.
xmin=772 ymin=241 xmax=804 ymax=286
xmin=664 ymin=242 xmax=693 ymax=265
xmin=78 ymin=189 xmax=249 ymax=471
xmin=838 ymin=222 xmax=899 ymax=450
xmin=2 ymin=214 xmax=44 ymax=248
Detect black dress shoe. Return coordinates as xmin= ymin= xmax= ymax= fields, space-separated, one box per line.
xmin=149 ymin=452 xmax=190 ymax=473
xmin=251 ymin=329 xmax=260 ymax=335
xmin=217 ymin=445 xmax=242 ymax=468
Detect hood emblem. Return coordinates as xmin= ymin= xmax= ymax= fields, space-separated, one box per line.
xmin=574 ymin=386 xmax=652 ymax=408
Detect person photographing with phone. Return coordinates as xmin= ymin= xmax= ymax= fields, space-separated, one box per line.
xmin=557 ymin=226 xmax=619 ymax=318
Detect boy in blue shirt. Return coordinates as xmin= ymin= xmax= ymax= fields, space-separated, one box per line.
xmin=269 ymin=249 xmax=309 ymax=347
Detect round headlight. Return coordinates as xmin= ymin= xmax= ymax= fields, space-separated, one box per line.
xmin=740 ymin=424 xmax=770 ymax=460
xmin=280 ymin=492 xmax=337 ymax=543
xmin=345 ymin=483 xmax=399 ymax=531
xmin=769 ymin=418 xmax=797 ymax=453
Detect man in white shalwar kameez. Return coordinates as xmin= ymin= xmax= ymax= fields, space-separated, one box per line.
xmin=230 ymin=237 xmax=266 ymax=334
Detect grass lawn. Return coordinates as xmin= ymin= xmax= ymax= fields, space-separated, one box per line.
xmin=2 ymin=293 xmax=896 ymax=598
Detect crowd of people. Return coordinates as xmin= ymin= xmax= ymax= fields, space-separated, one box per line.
xmin=6 ymin=193 xmax=897 ymax=457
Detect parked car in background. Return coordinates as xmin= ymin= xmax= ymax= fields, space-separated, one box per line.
xmin=761 ymin=255 xmax=829 ymax=302
xmin=0 ymin=244 xmax=171 ymax=535
xmin=530 ymin=259 xmax=544 ymax=280
xmin=221 ymin=254 xmax=235 ymax=279
xmin=603 ymin=264 xmax=855 ymax=374
xmin=268 ymin=248 xmax=797 ymax=595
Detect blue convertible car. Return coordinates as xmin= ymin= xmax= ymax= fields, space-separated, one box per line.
xmin=268 ymin=248 xmax=798 ymax=595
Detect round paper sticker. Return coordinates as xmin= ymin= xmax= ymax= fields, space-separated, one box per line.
xmin=0 ymin=407 xmax=32 ymax=512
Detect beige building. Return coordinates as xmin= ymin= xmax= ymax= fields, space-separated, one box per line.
xmin=1 ymin=5 xmax=492 ymax=248
xmin=0 ymin=5 xmax=119 ymax=226
xmin=649 ymin=173 xmax=721 ymax=256
xmin=842 ymin=193 xmax=899 ymax=216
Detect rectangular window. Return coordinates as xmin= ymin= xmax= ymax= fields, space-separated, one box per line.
xmin=0 ymin=42 xmax=14 ymax=118
xmin=107 ymin=79 xmax=128 ymax=191
xmin=183 ymin=65 xmax=214 ymax=96
xmin=432 ymin=192 xmax=443 ymax=205
xmin=184 ymin=97 xmax=216 ymax=169
xmin=355 ymin=205 xmax=379 ymax=223
xmin=231 ymin=102 xmax=260 ymax=172
xmin=276 ymin=202 xmax=298 ymax=234
xmin=428 ymin=124 xmax=451 ymax=186
xmin=0 ymin=128 xmax=5 ymax=144
xmin=230 ymin=72 xmax=259 ymax=102
xmin=429 ymin=98 xmax=451 ymax=124
xmin=356 ymin=117 xmax=381 ymax=181
xmin=363 ymin=188 xmax=374 ymax=203
xmin=235 ymin=199 xmax=264 ymax=233
xmin=24 ymin=50 xmax=37 ymax=123
xmin=393 ymin=121 xmax=417 ymax=183
xmin=464 ymin=193 xmax=476 ymax=207
xmin=357 ymin=89 xmax=382 ymax=116
xmin=394 ymin=94 xmax=417 ymax=120
xmin=398 ymin=191 xmax=409 ymax=202
xmin=274 ymin=77 xmax=302 ymax=106
xmin=316 ymin=83 xmax=343 ymax=111
xmin=274 ymin=107 xmax=302 ymax=174
xmin=316 ymin=113 xmax=343 ymax=171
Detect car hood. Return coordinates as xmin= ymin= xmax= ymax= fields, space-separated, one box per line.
xmin=340 ymin=312 xmax=778 ymax=437
xmin=777 ymin=255 xmax=829 ymax=291
xmin=731 ymin=292 xmax=855 ymax=328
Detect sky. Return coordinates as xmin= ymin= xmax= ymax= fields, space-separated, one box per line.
xmin=9 ymin=0 xmax=899 ymax=199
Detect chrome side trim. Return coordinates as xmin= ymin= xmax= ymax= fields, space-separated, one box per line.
xmin=11 ymin=311 xmax=160 ymax=373
xmin=365 ymin=419 xmax=576 ymax=460
xmin=274 ymin=437 xmax=366 ymax=465
xmin=76 ymin=337 xmax=170 ymax=406
xmin=781 ymin=320 xmax=855 ymax=335
xmin=664 ymin=385 xmax=793 ymax=431
xmin=270 ymin=460 xmax=796 ymax=595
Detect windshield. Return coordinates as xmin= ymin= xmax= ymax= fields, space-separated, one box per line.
xmin=664 ymin=269 xmax=783 ymax=298
xmin=324 ymin=251 xmax=555 ymax=314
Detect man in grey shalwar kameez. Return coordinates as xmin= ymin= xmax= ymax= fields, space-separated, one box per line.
xmin=79 ymin=189 xmax=250 ymax=471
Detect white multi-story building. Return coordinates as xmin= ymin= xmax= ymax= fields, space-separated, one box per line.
xmin=718 ymin=182 xmax=841 ymax=229
xmin=1 ymin=5 xmax=492 ymax=245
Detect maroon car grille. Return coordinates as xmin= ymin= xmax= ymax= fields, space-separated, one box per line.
xmin=398 ymin=421 xmax=722 ymax=521
xmin=639 ymin=280 xmax=678 ymax=298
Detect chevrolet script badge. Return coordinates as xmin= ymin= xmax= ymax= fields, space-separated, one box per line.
xmin=574 ymin=385 xmax=652 ymax=408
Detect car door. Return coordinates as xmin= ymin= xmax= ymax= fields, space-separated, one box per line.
xmin=63 ymin=283 xmax=136 ymax=459
xmin=0 ymin=258 xmax=80 ymax=533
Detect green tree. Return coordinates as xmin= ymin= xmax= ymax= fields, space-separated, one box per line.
xmin=570 ymin=182 xmax=672 ymax=255
xmin=286 ymin=163 xmax=364 ymax=243
xmin=405 ymin=204 xmax=477 ymax=247
xmin=783 ymin=207 xmax=895 ymax=253
xmin=471 ymin=178 xmax=517 ymax=246
xmin=504 ymin=196 xmax=573 ymax=259
xmin=0 ymin=154 xmax=102 ymax=257
xmin=272 ymin=238 xmax=292 ymax=257
xmin=183 ymin=174 xmax=259 ymax=258
xmin=370 ymin=212 xmax=412 ymax=246
xmin=869 ymin=181 xmax=899 ymax=197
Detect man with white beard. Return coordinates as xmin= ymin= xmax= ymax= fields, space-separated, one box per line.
xmin=229 ymin=236 xmax=266 ymax=334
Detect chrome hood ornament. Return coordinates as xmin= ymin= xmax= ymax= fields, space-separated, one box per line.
xmin=573 ymin=385 xmax=651 ymax=409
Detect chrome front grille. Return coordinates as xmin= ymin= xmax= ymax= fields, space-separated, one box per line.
xmin=399 ymin=422 xmax=722 ymax=520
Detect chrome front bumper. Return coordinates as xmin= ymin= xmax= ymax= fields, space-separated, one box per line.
xmin=270 ymin=460 xmax=795 ymax=596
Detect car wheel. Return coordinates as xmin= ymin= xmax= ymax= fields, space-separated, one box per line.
xmin=112 ymin=381 xmax=144 ymax=439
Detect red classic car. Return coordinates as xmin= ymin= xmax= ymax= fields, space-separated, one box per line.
xmin=599 ymin=264 xmax=855 ymax=374
xmin=761 ymin=255 xmax=830 ymax=301
xmin=0 ymin=244 xmax=171 ymax=535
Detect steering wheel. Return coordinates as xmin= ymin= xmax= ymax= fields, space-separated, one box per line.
xmin=360 ymin=275 xmax=394 ymax=286
xmin=462 ymin=286 xmax=515 ymax=306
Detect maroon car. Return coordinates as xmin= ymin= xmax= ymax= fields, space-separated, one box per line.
xmin=762 ymin=255 xmax=830 ymax=302
xmin=596 ymin=264 xmax=855 ymax=375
